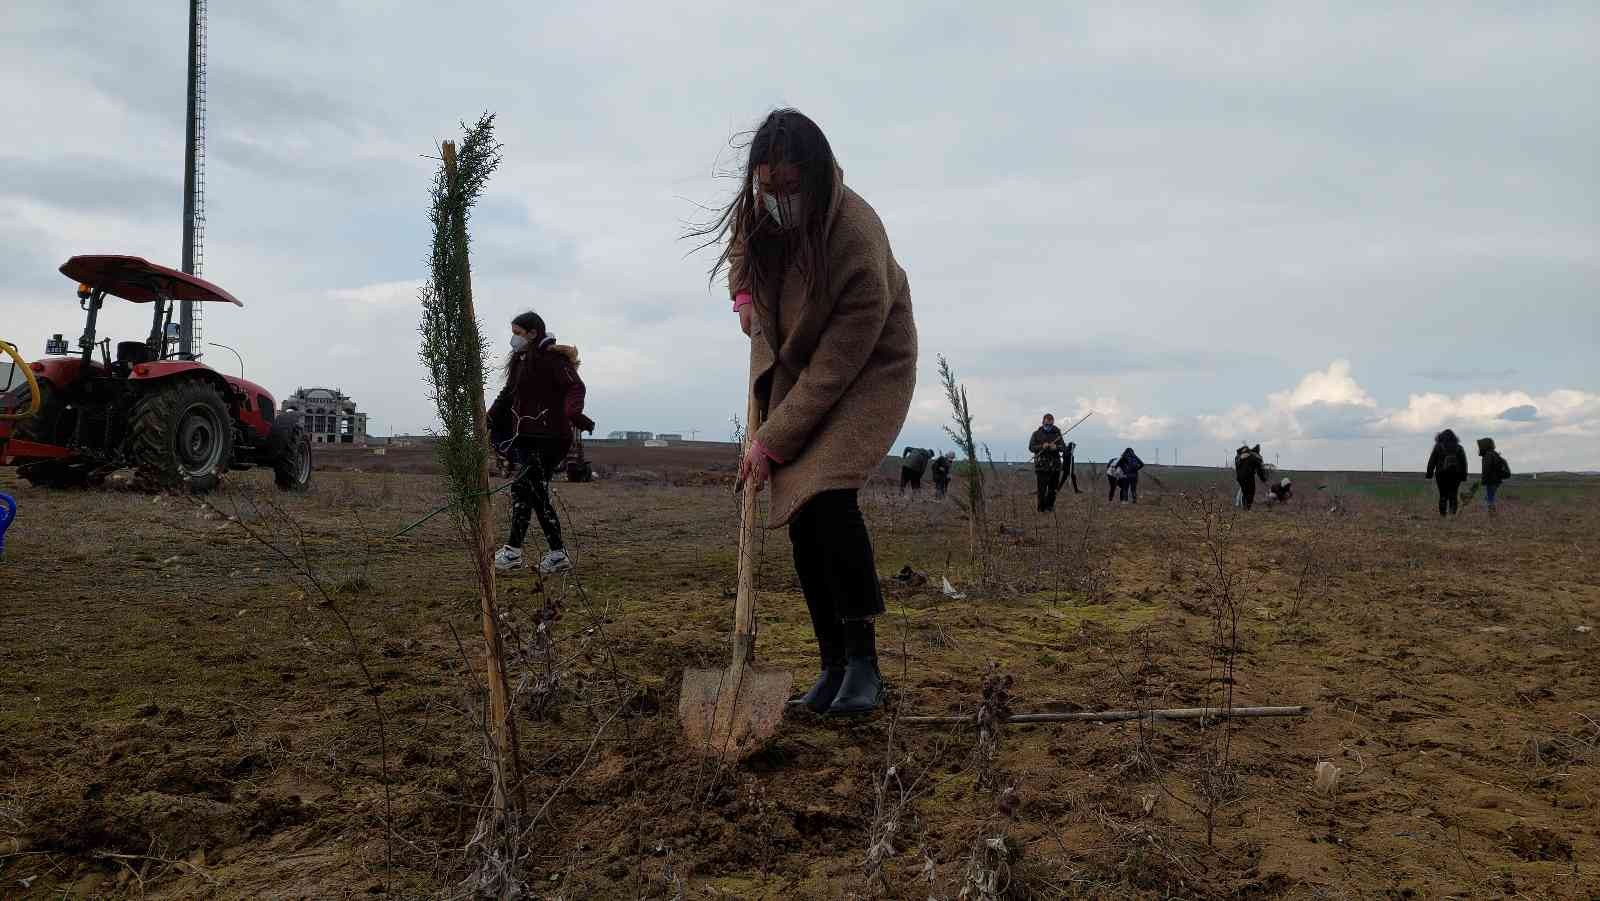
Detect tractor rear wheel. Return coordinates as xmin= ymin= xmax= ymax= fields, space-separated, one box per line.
xmin=129 ymin=380 xmax=234 ymax=493
xmin=269 ymin=421 xmax=312 ymax=491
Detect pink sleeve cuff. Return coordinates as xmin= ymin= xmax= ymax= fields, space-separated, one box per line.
xmin=732 ymin=292 xmax=753 ymax=312
xmin=752 ymin=437 xmax=783 ymax=465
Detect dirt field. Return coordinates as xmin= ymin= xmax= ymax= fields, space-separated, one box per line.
xmin=1 ymin=460 xmax=1597 ymax=899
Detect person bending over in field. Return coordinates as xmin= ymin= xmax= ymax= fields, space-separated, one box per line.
xmin=900 ymin=446 xmax=934 ymax=495
xmin=488 ymin=311 xmax=595 ymax=575
xmin=1269 ymin=477 xmax=1293 ymax=504
xmin=703 ymin=108 xmax=917 ymax=716
xmin=930 ymin=451 xmax=954 ymax=499
xmin=1424 ymin=428 xmax=1468 ymax=517
xmin=1116 ymin=447 xmax=1145 ymax=503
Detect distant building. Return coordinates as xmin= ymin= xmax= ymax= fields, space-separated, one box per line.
xmin=657 ymin=433 xmax=683 ymax=441
xmin=280 ymin=387 xmax=368 ymax=446
xmin=607 ymin=430 xmax=627 ymax=440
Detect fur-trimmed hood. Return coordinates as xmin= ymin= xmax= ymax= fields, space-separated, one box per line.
xmin=1477 ymin=436 xmax=1496 ymax=454
xmin=550 ymin=343 xmax=580 ymax=368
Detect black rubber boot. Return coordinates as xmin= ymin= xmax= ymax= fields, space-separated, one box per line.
xmin=791 ymin=666 xmax=846 ymax=713
xmin=789 ymin=601 xmax=845 ymax=713
xmin=827 ymin=656 xmax=885 ymax=716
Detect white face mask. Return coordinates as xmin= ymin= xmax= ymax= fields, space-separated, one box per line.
xmin=510 ymin=335 xmax=528 ymax=351
xmin=761 ymin=190 xmax=804 ymax=230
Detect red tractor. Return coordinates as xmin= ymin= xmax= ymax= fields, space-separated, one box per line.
xmin=0 ymin=255 xmax=311 ymax=493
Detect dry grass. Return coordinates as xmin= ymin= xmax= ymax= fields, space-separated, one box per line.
xmin=0 ymin=465 xmax=1597 ymax=898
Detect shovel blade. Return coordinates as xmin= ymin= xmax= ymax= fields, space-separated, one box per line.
xmin=679 ymin=663 xmax=792 ymax=760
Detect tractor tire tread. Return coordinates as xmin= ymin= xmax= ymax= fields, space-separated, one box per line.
xmin=128 ymin=379 xmax=232 ymax=493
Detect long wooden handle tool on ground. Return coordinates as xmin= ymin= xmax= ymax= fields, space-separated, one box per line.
xmin=901 ymin=705 xmax=1309 ymax=726
xmin=678 ymin=388 xmax=792 ymax=760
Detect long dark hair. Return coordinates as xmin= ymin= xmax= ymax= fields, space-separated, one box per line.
xmin=503 ymin=311 xmax=546 ymax=379
xmin=690 ymin=109 xmax=838 ymax=309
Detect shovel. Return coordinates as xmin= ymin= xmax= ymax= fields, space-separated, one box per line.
xmin=678 ymin=394 xmax=792 ymax=760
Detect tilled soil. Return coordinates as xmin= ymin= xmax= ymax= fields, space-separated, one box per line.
xmin=1 ymin=466 xmax=1596 ymax=899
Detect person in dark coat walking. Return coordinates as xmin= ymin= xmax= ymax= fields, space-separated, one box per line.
xmin=1028 ymin=414 xmax=1067 ymax=512
xmin=1116 ymin=447 xmax=1145 ymax=503
xmin=488 ymin=312 xmax=595 ymax=575
xmin=1056 ymin=440 xmax=1081 ymax=495
xmin=1424 ymin=428 xmax=1469 ymax=516
xmin=1235 ymin=444 xmax=1268 ymax=510
xmin=1471 ymin=437 xmax=1511 ymax=514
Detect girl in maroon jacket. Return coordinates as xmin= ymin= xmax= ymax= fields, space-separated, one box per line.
xmin=488 ymin=311 xmax=592 ymax=574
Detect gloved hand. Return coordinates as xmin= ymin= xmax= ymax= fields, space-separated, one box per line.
xmin=572 ymin=413 xmax=596 ymax=434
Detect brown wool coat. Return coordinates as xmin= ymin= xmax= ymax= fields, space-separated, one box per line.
xmin=734 ymin=167 xmax=918 ymax=527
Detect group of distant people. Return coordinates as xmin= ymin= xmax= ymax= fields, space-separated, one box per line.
xmin=1426 ymin=429 xmax=1512 ymax=516
xmin=1234 ymin=443 xmax=1291 ymax=510
xmin=898 ymin=446 xmax=955 ymax=498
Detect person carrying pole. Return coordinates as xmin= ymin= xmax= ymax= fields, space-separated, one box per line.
xmin=1028 ymin=413 xmax=1066 ymax=512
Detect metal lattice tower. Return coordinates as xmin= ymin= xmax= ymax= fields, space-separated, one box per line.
xmin=179 ymin=0 xmax=208 ymax=358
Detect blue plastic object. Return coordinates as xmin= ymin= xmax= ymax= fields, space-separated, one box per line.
xmin=0 ymin=492 xmax=13 ymax=560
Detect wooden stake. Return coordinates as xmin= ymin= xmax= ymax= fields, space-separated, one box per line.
xmin=901 ymin=705 xmax=1310 ymax=726
xmin=442 ymin=139 xmax=523 ymax=810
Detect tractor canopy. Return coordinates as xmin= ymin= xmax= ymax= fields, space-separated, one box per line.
xmin=59 ymin=255 xmax=243 ymax=307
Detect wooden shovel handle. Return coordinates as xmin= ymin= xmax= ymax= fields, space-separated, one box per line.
xmin=732 ymin=387 xmax=763 ymax=663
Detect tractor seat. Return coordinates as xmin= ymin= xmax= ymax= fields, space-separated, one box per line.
xmin=116 ymin=341 xmax=154 ymax=365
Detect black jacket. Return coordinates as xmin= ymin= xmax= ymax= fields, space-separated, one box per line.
xmin=1235 ymin=446 xmax=1268 ymax=484
xmin=1029 ymin=426 xmax=1065 ymax=470
xmin=1425 ymin=429 xmax=1468 ymax=482
xmin=1478 ymin=437 xmax=1510 ymax=486
xmin=1117 ymin=449 xmax=1144 ymax=474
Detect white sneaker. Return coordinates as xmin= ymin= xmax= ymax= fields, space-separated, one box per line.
xmin=537 ymin=549 xmax=573 ymax=574
xmin=493 ymin=546 xmax=524 ymax=572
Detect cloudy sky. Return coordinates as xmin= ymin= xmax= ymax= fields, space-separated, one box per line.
xmin=4 ymin=2 xmax=1596 ymax=471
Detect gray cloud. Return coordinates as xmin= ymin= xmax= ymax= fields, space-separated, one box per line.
xmin=1413 ymin=367 xmax=1521 ymax=382
xmin=2 ymin=156 xmax=179 ymax=215
xmin=2 ymin=2 xmax=1596 ymax=469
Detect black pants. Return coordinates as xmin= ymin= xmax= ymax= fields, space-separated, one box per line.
xmin=1437 ymin=477 xmax=1463 ymax=516
xmin=790 ymin=490 xmax=885 ymax=663
xmin=932 ymin=478 xmax=949 ymax=499
xmin=508 ymin=435 xmax=568 ymax=551
xmin=1057 ymin=464 xmax=1079 ymax=493
xmin=1238 ymin=477 xmax=1257 ymax=510
xmin=1036 ymin=469 xmax=1060 ymax=512
xmin=899 ymin=468 xmax=923 ymax=492
xmin=1120 ymin=472 xmax=1139 ymax=502
xmin=1107 ymin=476 xmax=1119 ymax=501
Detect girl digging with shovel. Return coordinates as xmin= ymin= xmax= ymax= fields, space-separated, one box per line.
xmin=699 ymin=109 xmax=918 ymax=716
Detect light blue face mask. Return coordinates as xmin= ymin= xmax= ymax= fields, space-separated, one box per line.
xmin=510 ymin=335 xmax=528 ymax=351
